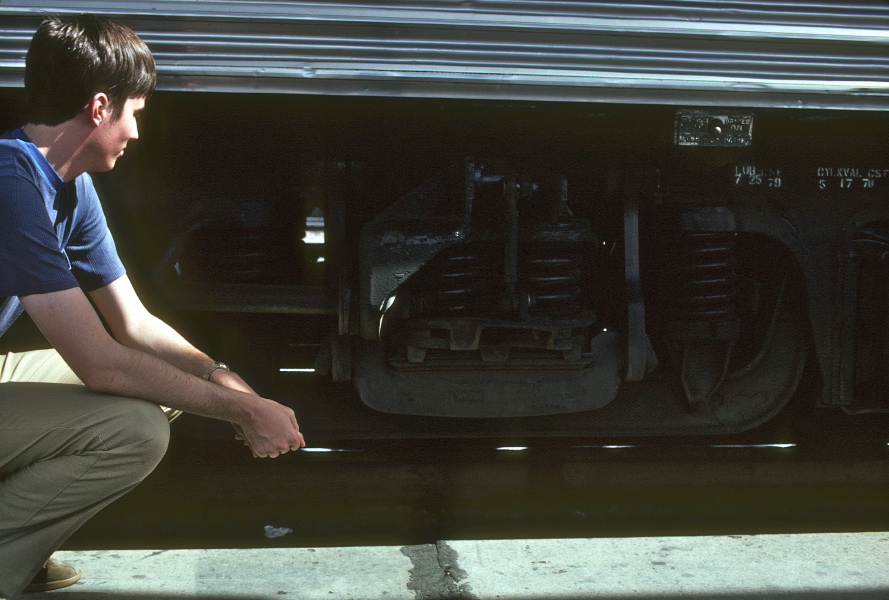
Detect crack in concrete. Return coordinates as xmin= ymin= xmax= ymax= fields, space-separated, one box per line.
xmin=401 ymin=542 xmax=477 ymax=599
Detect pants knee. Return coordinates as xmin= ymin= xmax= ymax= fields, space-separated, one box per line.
xmin=137 ymin=402 xmax=171 ymax=474
xmin=102 ymin=399 xmax=171 ymax=484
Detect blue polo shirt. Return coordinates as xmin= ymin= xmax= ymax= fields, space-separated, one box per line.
xmin=0 ymin=128 xmax=126 ymax=338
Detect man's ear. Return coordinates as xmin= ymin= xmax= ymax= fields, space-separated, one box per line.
xmin=86 ymin=93 xmax=111 ymax=126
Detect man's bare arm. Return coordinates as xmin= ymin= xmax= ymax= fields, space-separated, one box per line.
xmin=20 ymin=286 xmax=305 ymax=457
xmin=89 ymin=275 xmax=263 ymax=449
xmin=89 ymin=275 xmax=249 ymax=388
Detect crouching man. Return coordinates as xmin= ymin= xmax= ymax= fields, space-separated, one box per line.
xmin=0 ymin=14 xmax=305 ymax=598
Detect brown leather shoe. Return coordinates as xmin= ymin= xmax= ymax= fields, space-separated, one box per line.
xmin=23 ymin=557 xmax=82 ymax=593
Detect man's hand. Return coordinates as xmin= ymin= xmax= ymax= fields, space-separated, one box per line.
xmin=206 ymin=368 xmax=259 ymax=453
xmin=236 ymin=396 xmax=306 ymax=458
xmin=207 ymin=369 xmax=303 ymax=457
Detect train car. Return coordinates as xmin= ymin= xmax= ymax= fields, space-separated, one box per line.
xmin=1 ymin=1 xmax=887 ymax=438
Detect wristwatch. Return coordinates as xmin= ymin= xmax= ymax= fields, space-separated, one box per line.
xmin=202 ymin=361 xmax=230 ymax=381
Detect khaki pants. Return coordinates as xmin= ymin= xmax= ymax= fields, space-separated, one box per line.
xmin=0 ymin=350 xmax=172 ymax=599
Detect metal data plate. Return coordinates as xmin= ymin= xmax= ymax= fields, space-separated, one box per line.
xmin=675 ymin=110 xmax=754 ymax=146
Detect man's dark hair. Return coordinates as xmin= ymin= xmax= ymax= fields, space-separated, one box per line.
xmin=25 ymin=14 xmax=156 ymax=126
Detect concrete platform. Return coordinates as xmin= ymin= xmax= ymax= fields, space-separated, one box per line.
xmin=25 ymin=532 xmax=889 ymax=599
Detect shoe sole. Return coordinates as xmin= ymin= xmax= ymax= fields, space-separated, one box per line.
xmin=23 ymin=569 xmax=82 ymax=594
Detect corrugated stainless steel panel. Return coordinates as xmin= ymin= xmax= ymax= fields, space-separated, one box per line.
xmin=1 ymin=1 xmax=887 ymax=109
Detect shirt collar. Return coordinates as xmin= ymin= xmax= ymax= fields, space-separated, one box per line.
xmin=8 ymin=127 xmax=66 ymax=191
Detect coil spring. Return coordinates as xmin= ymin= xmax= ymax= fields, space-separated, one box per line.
xmin=521 ymin=244 xmax=584 ymax=317
xmin=423 ymin=248 xmax=489 ymax=315
xmin=675 ymin=231 xmax=737 ymax=322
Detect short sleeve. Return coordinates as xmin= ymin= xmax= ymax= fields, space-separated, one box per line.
xmin=0 ymin=167 xmax=79 ymax=297
xmin=65 ymin=174 xmax=126 ymax=292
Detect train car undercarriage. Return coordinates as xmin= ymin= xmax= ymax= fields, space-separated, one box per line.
xmin=94 ymin=95 xmax=886 ymax=436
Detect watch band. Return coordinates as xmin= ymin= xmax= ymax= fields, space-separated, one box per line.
xmin=202 ymin=361 xmax=230 ymax=381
